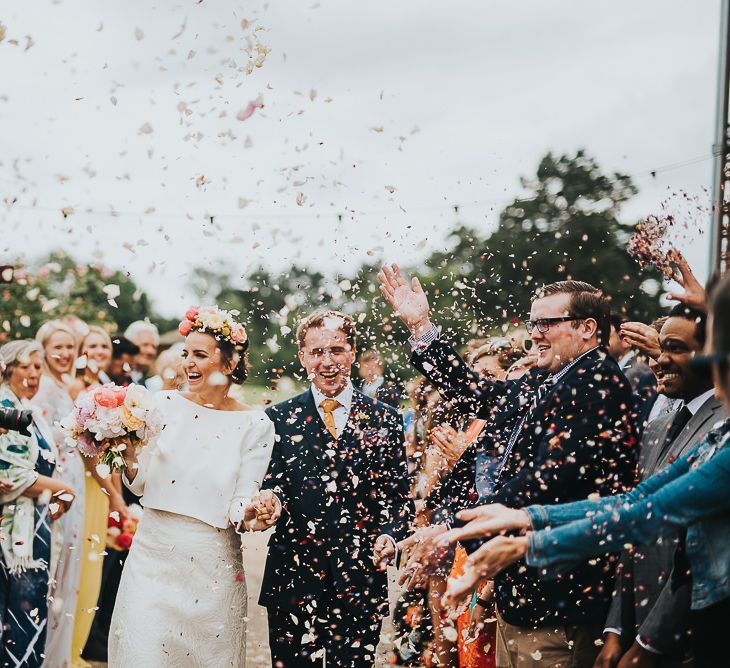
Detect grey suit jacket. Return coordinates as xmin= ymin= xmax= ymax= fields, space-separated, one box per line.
xmin=605 ymin=395 xmax=725 ymax=662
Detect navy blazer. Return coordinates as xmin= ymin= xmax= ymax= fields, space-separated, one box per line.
xmin=412 ymin=339 xmax=638 ymax=627
xmin=259 ymin=388 xmax=413 ymax=615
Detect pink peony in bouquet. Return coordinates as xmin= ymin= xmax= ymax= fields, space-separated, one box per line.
xmin=60 ymin=383 xmax=163 ymax=477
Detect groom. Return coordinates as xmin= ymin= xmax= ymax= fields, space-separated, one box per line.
xmin=260 ymin=309 xmax=413 ymax=667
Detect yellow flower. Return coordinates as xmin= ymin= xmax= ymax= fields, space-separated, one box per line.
xmin=122 ymin=406 xmax=145 ymax=432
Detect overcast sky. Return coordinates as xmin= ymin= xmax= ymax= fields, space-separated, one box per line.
xmin=0 ymin=0 xmax=720 ymax=317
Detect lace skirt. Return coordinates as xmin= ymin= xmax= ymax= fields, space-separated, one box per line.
xmin=108 ymin=508 xmax=247 ymax=667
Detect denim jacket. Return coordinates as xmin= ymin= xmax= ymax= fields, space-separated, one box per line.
xmin=525 ymin=420 xmax=730 ymax=610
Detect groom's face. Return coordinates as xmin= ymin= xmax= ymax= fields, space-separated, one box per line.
xmin=299 ymin=325 xmax=356 ymax=397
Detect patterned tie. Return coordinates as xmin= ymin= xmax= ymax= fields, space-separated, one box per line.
xmin=320 ymin=398 xmax=340 ymax=440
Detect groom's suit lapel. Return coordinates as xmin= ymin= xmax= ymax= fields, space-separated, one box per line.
xmin=297 ymin=387 xmax=370 ymax=479
xmin=333 ymin=389 xmax=371 ymax=478
xmin=298 ymin=390 xmax=335 ymax=476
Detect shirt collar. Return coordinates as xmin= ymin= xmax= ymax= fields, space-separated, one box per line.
xmin=311 ymin=380 xmax=354 ymax=411
xmin=618 ymin=351 xmax=635 ymax=369
xmin=685 ymin=388 xmax=716 ymax=416
xmin=550 ymin=345 xmax=600 ymax=382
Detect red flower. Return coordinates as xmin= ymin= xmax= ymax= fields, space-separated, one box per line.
xmin=178 ymin=319 xmax=194 ymax=337
xmin=115 ymin=532 xmax=133 ymax=550
xmin=107 ymin=513 xmax=122 ymax=529
xmin=184 ymin=306 xmax=200 ymax=321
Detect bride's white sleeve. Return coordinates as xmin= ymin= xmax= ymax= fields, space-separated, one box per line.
xmin=122 ymin=437 xmax=156 ymax=497
xmin=229 ymin=415 xmax=276 ymax=528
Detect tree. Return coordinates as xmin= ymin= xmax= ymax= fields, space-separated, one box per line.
xmin=0 ymin=250 xmax=163 ymax=341
xmin=416 ymin=150 xmax=663 ymax=346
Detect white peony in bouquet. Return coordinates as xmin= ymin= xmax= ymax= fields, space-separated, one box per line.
xmin=60 ymin=383 xmax=163 ymax=478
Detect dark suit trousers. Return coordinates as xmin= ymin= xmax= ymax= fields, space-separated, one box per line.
xmin=267 ymin=591 xmax=382 ymax=668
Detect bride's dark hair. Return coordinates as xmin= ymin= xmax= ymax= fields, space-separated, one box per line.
xmin=213 ymin=336 xmax=249 ymax=385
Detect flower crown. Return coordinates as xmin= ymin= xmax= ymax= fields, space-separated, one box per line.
xmin=178 ymin=306 xmax=248 ymax=345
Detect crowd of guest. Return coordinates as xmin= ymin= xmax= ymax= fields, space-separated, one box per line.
xmin=0 ymin=245 xmax=727 ymax=667
xmin=0 ymin=318 xmax=170 ymax=667
xmin=377 ymin=249 xmax=726 ymax=668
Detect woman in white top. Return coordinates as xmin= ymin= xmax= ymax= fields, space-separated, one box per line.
xmin=108 ymin=307 xmax=278 ymax=667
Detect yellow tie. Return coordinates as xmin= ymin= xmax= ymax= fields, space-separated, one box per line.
xmin=320 ymin=398 xmax=340 ymax=440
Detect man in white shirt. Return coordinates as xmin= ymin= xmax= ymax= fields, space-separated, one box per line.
xmin=260 ymin=309 xmax=413 ymax=668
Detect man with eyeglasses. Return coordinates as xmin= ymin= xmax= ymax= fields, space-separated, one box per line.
xmin=259 ymin=309 xmax=413 ymax=667
xmin=378 ymin=265 xmax=637 ymax=668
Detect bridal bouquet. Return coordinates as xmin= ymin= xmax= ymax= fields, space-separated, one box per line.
xmin=60 ymin=383 xmax=163 ymax=477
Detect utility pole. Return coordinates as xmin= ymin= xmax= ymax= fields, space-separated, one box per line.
xmin=711 ymin=0 xmax=730 ymax=273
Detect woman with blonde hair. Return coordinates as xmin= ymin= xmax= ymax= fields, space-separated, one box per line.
xmin=69 ymin=326 xmax=113 ymax=399
xmin=32 ymin=321 xmax=87 ymax=668
xmin=68 ymin=326 xmax=127 ymax=667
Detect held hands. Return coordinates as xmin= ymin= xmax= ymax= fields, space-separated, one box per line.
xmin=372 ymin=535 xmax=397 ymax=571
xmin=377 ymin=264 xmax=432 ymax=337
xmin=241 ymin=490 xmax=281 ymax=532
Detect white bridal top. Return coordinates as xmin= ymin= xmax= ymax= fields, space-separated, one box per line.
xmin=124 ymin=391 xmax=275 ymax=530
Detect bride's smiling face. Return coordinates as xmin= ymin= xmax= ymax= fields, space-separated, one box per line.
xmin=181 ymin=331 xmax=232 ymax=390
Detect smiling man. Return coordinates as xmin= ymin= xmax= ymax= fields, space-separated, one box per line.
xmin=597 ymin=304 xmax=722 ymax=668
xmin=378 ymin=266 xmax=638 ymax=668
xmin=259 ymin=310 xmax=412 ymax=668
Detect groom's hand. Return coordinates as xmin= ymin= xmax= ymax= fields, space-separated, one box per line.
xmin=242 ymin=490 xmax=282 ymax=532
xmin=377 ymin=264 xmax=433 ymax=337
xmin=373 ymin=535 xmax=397 ymax=571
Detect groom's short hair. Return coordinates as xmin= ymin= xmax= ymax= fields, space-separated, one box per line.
xmin=296 ymin=310 xmax=357 ymax=350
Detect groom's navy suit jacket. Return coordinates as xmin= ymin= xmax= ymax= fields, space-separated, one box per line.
xmin=412 ymin=339 xmax=638 ymax=628
xmin=259 ymin=388 xmax=413 ymax=616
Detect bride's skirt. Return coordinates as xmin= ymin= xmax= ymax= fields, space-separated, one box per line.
xmin=108 ymin=509 xmax=247 ymax=667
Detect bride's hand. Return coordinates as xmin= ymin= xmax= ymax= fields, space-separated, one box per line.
xmin=241 ymin=490 xmax=282 ymax=532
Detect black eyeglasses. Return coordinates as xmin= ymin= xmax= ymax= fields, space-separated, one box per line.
xmin=524 ymin=316 xmax=580 ymax=334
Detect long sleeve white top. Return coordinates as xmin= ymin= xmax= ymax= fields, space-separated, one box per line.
xmin=124 ymin=391 xmax=275 ymax=529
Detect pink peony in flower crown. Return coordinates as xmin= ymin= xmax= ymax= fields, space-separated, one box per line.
xmin=178 ymin=306 xmax=248 ymax=345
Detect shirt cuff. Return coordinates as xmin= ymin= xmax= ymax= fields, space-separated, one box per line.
xmin=604 ymin=627 xmax=622 ymax=637
xmin=525 ymin=504 xmax=549 ymax=530
xmin=636 ymin=635 xmax=661 ymax=655
xmin=407 ymin=324 xmax=440 ymax=353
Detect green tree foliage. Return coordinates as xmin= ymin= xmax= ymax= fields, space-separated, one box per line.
xmin=198 ymin=151 xmax=664 ymax=384
xmin=407 ymin=150 xmax=663 ymax=345
xmin=0 ymin=250 xmax=161 ymax=341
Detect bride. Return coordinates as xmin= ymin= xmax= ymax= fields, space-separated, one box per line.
xmin=108 ymin=306 xmax=280 ymax=667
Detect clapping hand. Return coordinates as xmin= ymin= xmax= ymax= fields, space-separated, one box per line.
xmin=396 ymin=524 xmax=452 ymax=590
xmin=667 ymin=249 xmax=707 ymax=312
xmin=377 ymin=264 xmax=433 ymax=337
xmin=431 ymin=425 xmax=468 ymax=467
xmin=619 ymin=321 xmax=661 ymax=360
xmin=242 ymin=490 xmax=281 ymax=532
